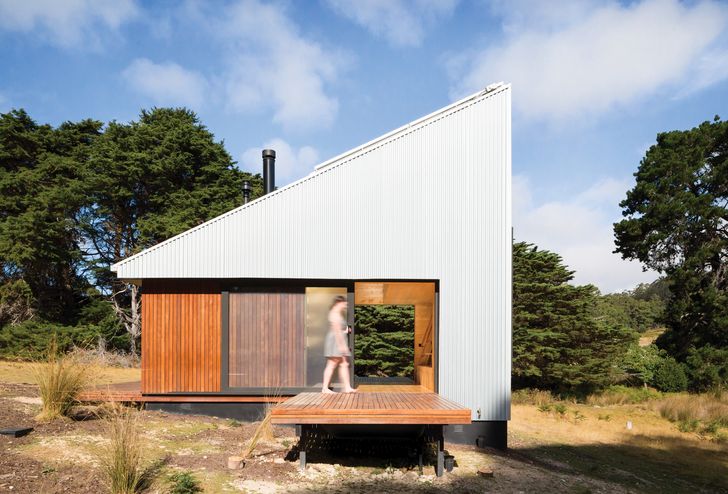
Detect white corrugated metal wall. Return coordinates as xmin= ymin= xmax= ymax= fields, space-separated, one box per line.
xmin=113 ymin=84 xmax=512 ymax=421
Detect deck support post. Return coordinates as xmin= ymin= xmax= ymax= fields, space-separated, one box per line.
xmin=436 ymin=430 xmax=444 ymax=477
xmin=298 ymin=424 xmax=307 ymax=471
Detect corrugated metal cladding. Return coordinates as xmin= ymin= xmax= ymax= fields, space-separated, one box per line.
xmin=113 ymin=84 xmax=512 ymax=421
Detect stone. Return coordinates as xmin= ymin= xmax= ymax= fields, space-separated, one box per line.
xmin=477 ymin=467 xmax=494 ymax=478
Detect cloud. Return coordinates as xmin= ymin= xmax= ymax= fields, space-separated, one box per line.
xmin=122 ymin=59 xmax=207 ymax=109
xmin=452 ymin=0 xmax=728 ymax=120
xmin=241 ymin=138 xmax=320 ymax=185
xmin=211 ymin=0 xmax=346 ymax=131
xmin=0 ymin=0 xmax=139 ymax=49
xmin=325 ymin=0 xmax=458 ymax=47
xmin=513 ymin=174 xmax=657 ymax=293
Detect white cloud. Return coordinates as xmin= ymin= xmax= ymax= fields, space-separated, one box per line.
xmin=212 ymin=0 xmax=346 ymax=131
xmin=452 ymin=0 xmax=728 ymax=120
xmin=325 ymin=0 xmax=458 ymax=47
xmin=122 ymin=59 xmax=207 ymax=109
xmin=241 ymin=138 xmax=320 ymax=185
xmin=513 ymin=174 xmax=657 ymax=293
xmin=0 ymin=0 xmax=138 ymax=49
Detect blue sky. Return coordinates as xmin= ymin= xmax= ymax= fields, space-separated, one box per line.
xmin=1 ymin=0 xmax=727 ymax=293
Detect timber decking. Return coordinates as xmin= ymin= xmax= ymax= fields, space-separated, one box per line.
xmin=270 ymin=392 xmax=471 ymax=425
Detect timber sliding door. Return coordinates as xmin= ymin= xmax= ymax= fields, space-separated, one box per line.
xmin=228 ymin=291 xmax=305 ymax=388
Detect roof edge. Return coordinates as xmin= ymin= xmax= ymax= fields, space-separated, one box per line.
xmin=111 ymin=82 xmax=510 ymax=273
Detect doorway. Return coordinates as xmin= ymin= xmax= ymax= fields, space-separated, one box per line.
xmin=353 ymin=282 xmax=436 ymax=391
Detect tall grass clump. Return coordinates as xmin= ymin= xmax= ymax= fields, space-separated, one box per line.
xmin=586 ymin=385 xmax=662 ymax=406
xmin=99 ymin=404 xmax=158 ymax=494
xmin=658 ymin=393 xmax=728 ymax=427
xmin=33 ymin=336 xmax=89 ymax=421
xmin=512 ymin=388 xmax=555 ymax=406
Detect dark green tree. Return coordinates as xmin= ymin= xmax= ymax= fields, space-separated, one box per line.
xmin=81 ymin=108 xmax=262 ymax=354
xmin=354 ymin=305 xmax=414 ymax=379
xmin=513 ymin=242 xmax=636 ymax=393
xmin=614 ymin=117 xmax=728 ymax=357
xmin=0 ymin=109 xmax=102 ymax=324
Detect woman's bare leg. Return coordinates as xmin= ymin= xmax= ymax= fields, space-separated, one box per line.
xmin=338 ymin=358 xmax=357 ymax=393
xmin=321 ymin=358 xmax=339 ymax=393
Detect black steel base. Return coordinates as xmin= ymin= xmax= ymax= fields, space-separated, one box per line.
xmin=146 ymin=402 xmax=267 ymax=421
xmin=444 ymin=421 xmax=507 ymax=450
xmin=296 ymin=424 xmax=447 ymax=477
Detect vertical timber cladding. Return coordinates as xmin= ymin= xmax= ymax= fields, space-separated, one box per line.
xmin=228 ymin=291 xmax=305 ymax=387
xmin=141 ymin=280 xmax=221 ymax=394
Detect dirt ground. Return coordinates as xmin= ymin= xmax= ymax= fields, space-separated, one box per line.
xmin=1 ymin=380 xmax=726 ymax=493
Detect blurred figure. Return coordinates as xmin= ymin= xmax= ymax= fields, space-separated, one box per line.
xmin=321 ymin=295 xmax=356 ymax=393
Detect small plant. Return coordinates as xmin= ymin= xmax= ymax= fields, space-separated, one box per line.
xmin=167 ymin=471 xmax=202 ymax=494
xmin=99 ymin=403 xmax=160 ymax=494
xmin=677 ymin=419 xmax=699 ymax=433
xmin=537 ymin=404 xmax=552 ymax=413
xmin=554 ymin=404 xmax=567 ymax=417
xmin=598 ymin=414 xmax=611 ymax=422
xmin=33 ymin=336 xmax=89 ymax=421
xmin=227 ymin=419 xmax=241 ymax=428
xmin=571 ymin=410 xmax=586 ymax=423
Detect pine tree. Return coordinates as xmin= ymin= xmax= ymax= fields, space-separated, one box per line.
xmin=513 ymin=242 xmax=636 ymax=393
xmin=353 ymin=305 xmax=414 ymax=379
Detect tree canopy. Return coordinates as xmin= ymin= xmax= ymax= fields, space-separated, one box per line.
xmin=614 ymin=117 xmax=728 ymax=356
xmin=0 ymin=107 xmax=263 ymax=356
xmin=513 ymin=242 xmax=636 ymax=393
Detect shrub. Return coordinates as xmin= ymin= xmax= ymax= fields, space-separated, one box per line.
xmin=99 ymin=404 xmax=160 ymax=494
xmin=33 ymin=338 xmax=89 ymax=421
xmin=586 ymin=385 xmax=662 ymax=406
xmin=618 ymin=344 xmax=665 ymax=386
xmin=658 ymin=394 xmax=728 ymax=427
xmin=652 ymin=358 xmax=688 ymax=392
xmin=167 ymin=471 xmax=202 ymax=494
xmin=512 ymin=389 xmax=554 ymax=406
xmin=684 ymin=345 xmax=728 ymax=392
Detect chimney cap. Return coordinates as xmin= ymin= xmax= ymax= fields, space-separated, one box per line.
xmin=262 ymin=149 xmax=276 ymax=158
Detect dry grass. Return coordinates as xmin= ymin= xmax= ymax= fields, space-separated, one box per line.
xmin=657 ymin=393 xmax=728 ymax=429
xmin=69 ymin=345 xmax=138 ymax=368
xmin=512 ymin=388 xmax=555 ymax=406
xmin=32 ymin=339 xmax=89 ymax=421
xmin=0 ymin=360 xmax=140 ymax=385
xmin=586 ymin=385 xmax=662 ymax=406
xmin=99 ymin=403 xmax=161 ymax=494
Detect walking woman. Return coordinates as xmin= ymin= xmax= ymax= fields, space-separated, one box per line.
xmin=321 ymin=295 xmax=356 ymax=393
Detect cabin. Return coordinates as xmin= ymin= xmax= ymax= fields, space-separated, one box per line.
xmin=109 ymin=83 xmax=512 ymax=456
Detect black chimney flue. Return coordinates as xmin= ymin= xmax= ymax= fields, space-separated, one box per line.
xmin=242 ymin=180 xmax=251 ymax=204
xmin=262 ymin=149 xmax=276 ymax=195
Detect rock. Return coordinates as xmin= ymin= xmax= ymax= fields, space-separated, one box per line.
xmin=273 ymin=458 xmax=285 ymax=464
xmin=477 ymin=467 xmax=494 ymax=478
xmin=228 ymin=455 xmax=244 ymax=469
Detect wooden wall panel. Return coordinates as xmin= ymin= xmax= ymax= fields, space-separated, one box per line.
xmin=228 ymin=292 xmax=305 ymax=388
xmin=141 ymin=280 xmax=221 ymax=394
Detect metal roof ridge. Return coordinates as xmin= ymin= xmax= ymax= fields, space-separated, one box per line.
xmin=111 ymin=82 xmax=509 ymax=272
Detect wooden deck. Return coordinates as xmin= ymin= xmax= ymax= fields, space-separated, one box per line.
xmin=270 ymin=392 xmax=471 ymax=425
xmin=77 ymin=382 xmax=286 ymax=403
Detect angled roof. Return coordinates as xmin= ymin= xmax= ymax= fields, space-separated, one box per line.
xmin=112 ymin=82 xmax=510 ymax=280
